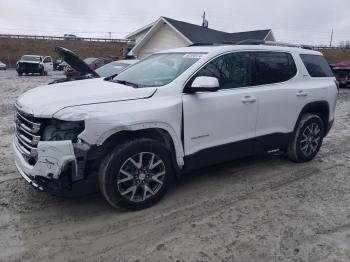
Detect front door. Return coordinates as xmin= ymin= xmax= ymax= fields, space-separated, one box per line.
xmin=182 ymin=52 xmax=258 ymax=168
xmin=43 ymin=56 xmax=53 ymax=72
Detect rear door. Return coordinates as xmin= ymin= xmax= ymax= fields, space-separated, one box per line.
xmin=251 ymin=51 xmax=304 ymax=152
xmin=182 ymin=52 xmax=258 ymax=166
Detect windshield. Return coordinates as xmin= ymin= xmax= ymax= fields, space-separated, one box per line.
xmin=22 ymin=55 xmax=41 ymax=62
xmin=96 ymin=61 xmax=130 ymax=77
xmin=84 ymin=58 xmax=97 ymax=64
xmin=334 ymin=72 xmax=347 ymax=79
xmin=113 ymin=53 xmax=205 ymax=87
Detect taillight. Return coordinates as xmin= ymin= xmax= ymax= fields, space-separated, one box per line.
xmin=335 ymin=80 xmax=340 ymax=91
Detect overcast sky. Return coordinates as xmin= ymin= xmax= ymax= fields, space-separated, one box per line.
xmin=0 ymin=0 xmax=349 ymax=45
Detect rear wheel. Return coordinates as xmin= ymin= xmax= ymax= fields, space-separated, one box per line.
xmin=99 ymin=138 xmax=173 ymax=210
xmin=287 ymin=113 xmax=324 ymax=162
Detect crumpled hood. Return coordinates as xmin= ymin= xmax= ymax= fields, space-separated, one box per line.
xmin=16 ymin=78 xmax=157 ymax=117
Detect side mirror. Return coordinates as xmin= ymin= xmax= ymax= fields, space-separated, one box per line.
xmin=185 ymin=76 xmax=219 ymax=93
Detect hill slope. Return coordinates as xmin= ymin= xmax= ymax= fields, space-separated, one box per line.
xmin=318 ymin=48 xmax=350 ymax=64
xmin=0 ymin=37 xmax=133 ymax=67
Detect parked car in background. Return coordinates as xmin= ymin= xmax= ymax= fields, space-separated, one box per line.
xmin=330 ymin=61 xmax=350 ymax=88
xmin=16 ymin=55 xmax=53 ymax=76
xmin=65 ymin=57 xmax=113 ymax=77
xmin=50 ymin=47 xmax=137 ymax=84
xmin=56 ymin=60 xmax=69 ymax=71
xmin=333 ymin=70 xmax=350 ymax=88
xmin=13 ymin=43 xmax=337 ymax=210
xmin=64 ymin=34 xmax=80 ymax=40
xmin=95 ymin=60 xmax=138 ymax=77
xmin=0 ymin=61 xmax=6 ymax=70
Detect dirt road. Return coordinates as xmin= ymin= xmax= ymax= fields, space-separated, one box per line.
xmin=0 ymin=70 xmax=349 ymax=262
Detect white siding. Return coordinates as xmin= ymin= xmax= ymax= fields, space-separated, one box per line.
xmin=265 ymin=31 xmax=275 ymax=41
xmin=133 ymin=30 xmax=149 ymax=44
xmin=137 ymin=23 xmax=189 ymax=58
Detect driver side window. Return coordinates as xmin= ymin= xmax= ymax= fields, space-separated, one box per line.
xmin=43 ymin=57 xmax=51 ymax=63
xmin=195 ymin=52 xmax=252 ymax=89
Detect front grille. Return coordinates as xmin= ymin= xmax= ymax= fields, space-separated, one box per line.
xmin=14 ymin=107 xmax=43 ymax=165
xmin=18 ymin=62 xmax=40 ymax=70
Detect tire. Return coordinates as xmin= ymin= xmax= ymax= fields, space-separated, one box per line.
xmin=99 ymin=138 xmax=173 ymax=210
xmin=40 ymin=69 xmax=44 ymax=76
xmin=287 ymin=113 xmax=324 ymax=163
xmin=17 ymin=71 xmax=23 ymax=76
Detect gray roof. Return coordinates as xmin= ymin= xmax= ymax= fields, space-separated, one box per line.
xmin=162 ymin=17 xmax=272 ymax=44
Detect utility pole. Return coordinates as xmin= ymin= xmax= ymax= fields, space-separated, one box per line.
xmin=108 ymin=32 xmax=112 ymax=40
xmin=330 ymin=28 xmax=334 ymax=47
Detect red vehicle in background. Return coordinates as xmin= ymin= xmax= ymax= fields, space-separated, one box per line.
xmin=64 ymin=57 xmax=113 ymax=77
xmin=330 ymin=61 xmax=350 ymax=88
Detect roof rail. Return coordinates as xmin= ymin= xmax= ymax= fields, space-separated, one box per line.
xmin=236 ymin=39 xmax=313 ymax=50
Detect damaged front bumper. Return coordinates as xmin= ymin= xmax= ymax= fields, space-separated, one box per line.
xmin=13 ymin=138 xmax=92 ymax=193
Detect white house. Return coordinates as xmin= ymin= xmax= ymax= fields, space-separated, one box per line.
xmin=126 ymin=17 xmax=275 ymax=58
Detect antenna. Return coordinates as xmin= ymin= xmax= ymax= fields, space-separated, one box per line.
xmin=330 ymin=28 xmax=334 ymax=47
xmin=202 ymin=11 xmax=208 ymax=28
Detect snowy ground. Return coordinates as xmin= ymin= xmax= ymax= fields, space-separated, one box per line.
xmin=0 ymin=69 xmax=349 ymax=262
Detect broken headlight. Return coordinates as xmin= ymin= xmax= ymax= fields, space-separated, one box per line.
xmin=43 ymin=120 xmax=84 ymax=142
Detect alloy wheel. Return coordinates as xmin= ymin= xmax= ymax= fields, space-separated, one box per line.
xmin=299 ymin=122 xmax=321 ymax=157
xmin=117 ymin=152 xmax=166 ymax=202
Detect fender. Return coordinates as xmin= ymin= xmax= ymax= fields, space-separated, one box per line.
xmin=293 ymin=100 xmax=330 ymax=134
xmin=95 ymin=122 xmax=185 ymax=167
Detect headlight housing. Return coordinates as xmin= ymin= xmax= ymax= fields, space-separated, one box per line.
xmin=43 ymin=120 xmax=84 ymax=142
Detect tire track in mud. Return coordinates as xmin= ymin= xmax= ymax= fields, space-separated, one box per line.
xmin=71 ymin=157 xmax=350 ymax=262
xmin=22 ymin=151 xmax=348 ymax=262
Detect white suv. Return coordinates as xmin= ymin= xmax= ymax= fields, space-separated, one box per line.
xmin=13 ymin=44 xmax=337 ymax=209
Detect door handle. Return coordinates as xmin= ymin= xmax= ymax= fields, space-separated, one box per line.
xmin=241 ymin=96 xmax=256 ymax=103
xmin=296 ymin=90 xmax=308 ymax=97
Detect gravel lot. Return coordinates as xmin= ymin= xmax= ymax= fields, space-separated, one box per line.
xmin=0 ymin=69 xmax=350 ymax=262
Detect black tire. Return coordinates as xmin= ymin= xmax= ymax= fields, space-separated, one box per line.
xmin=17 ymin=71 xmax=23 ymax=76
xmin=40 ymin=69 xmax=44 ymax=76
xmin=99 ymin=138 xmax=173 ymax=210
xmin=287 ymin=113 xmax=324 ymax=162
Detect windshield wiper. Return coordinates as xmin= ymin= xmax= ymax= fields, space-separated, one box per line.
xmin=113 ymin=79 xmax=139 ymax=88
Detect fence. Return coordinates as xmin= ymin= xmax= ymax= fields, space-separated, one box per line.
xmin=0 ymin=34 xmax=134 ymax=44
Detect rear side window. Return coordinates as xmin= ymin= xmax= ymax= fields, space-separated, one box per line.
xmin=300 ymin=54 xmax=334 ymax=77
xmin=253 ymin=52 xmax=297 ymax=85
xmin=43 ymin=57 xmax=51 ymax=63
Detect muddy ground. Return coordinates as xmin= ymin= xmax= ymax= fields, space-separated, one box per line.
xmin=0 ymin=69 xmax=349 ymax=262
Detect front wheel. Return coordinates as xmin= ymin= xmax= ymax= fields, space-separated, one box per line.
xmin=287 ymin=113 xmax=324 ymax=162
xmin=99 ymin=138 xmax=173 ymax=210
